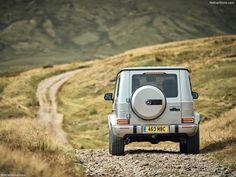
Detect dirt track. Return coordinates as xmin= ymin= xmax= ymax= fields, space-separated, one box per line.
xmin=36 ymin=69 xmax=81 ymax=143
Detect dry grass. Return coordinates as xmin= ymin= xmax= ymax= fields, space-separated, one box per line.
xmin=200 ymin=108 xmax=236 ymax=166
xmin=0 ymin=118 xmax=83 ymax=177
xmin=0 ymin=62 xmax=87 ymax=176
xmin=0 ymin=145 xmax=66 ymax=177
xmin=0 ymin=118 xmax=63 ymax=153
xmin=58 ymin=35 xmax=236 ymax=165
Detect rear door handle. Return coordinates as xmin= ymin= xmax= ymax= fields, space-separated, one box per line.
xmin=170 ymin=107 xmax=180 ymax=111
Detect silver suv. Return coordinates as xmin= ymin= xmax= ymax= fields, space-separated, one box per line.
xmin=104 ymin=67 xmax=200 ymax=156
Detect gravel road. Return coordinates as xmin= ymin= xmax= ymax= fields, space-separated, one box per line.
xmin=76 ymin=147 xmax=236 ymax=177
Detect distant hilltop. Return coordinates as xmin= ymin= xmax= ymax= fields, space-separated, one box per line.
xmin=0 ymin=0 xmax=235 ymax=72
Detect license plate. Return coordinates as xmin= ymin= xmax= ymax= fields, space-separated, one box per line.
xmin=143 ymin=126 xmax=169 ymax=133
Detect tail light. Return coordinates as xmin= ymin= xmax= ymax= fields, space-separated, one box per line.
xmin=117 ymin=119 xmax=129 ymax=125
xmin=181 ymin=118 xmax=194 ymax=123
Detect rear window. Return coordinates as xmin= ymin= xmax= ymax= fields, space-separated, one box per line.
xmin=132 ymin=74 xmax=178 ymax=98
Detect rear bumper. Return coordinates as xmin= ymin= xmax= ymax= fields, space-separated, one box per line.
xmin=112 ymin=124 xmax=198 ymax=138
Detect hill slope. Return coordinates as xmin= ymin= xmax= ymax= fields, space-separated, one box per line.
xmin=0 ymin=0 xmax=236 ymax=72
xmin=0 ymin=35 xmax=235 ymax=176
xmin=58 ymin=35 xmax=236 ymax=165
xmin=0 ymin=63 xmax=87 ymax=177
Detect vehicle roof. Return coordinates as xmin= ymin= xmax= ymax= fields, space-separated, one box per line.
xmin=119 ymin=66 xmax=189 ymax=72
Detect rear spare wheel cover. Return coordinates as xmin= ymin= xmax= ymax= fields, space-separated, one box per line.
xmin=131 ymin=85 xmax=166 ymax=120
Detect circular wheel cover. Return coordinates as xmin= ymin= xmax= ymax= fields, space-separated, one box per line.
xmin=131 ymin=85 xmax=166 ymax=120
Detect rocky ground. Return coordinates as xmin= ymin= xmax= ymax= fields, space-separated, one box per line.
xmin=76 ymin=147 xmax=236 ymax=177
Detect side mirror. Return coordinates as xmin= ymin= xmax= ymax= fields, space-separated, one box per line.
xmin=192 ymin=92 xmax=199 ymax=99
xmin=104 ymin=93 xmax=113 ymax=101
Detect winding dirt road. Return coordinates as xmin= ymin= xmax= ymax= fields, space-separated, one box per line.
xmin=36 ymin=70 xmax=236 ymax=177
xmin=36 ymin=69 xmax=81 ymax=144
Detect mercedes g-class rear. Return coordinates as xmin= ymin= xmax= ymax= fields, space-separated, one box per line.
xmin=104 ymin=67 xmax=200 ymax=156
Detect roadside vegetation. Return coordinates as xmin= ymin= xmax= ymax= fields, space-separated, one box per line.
xmin=58 ymin=35 xmax=236 ymax=166
xmin=201 ymin=107 xmax=236 ymax=166
xmin=0 ymin=63 xmax=86 ymax=177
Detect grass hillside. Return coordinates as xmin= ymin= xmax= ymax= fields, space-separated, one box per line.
xmin=58 ymin=35 xmax=236 ymax=166
xmin=0 ymin=0 xmax=236 ymax=72
xmin=0 ymin=35 xmax=235 ymax=175
xmin=0 ymin=63 xmax=87 ymax=176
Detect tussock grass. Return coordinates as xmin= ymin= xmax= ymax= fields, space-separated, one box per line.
xmin=0 ymin=117 xmax=84 ymax=177
xmin=0 ymin=118 xmax=62 ymax=153
xmin=0 ymin=118 xmax=81 ymax=177
xmin=58 ymin=35 xmax=236 ymax=165
xmin=0 ymin=145 xmax=66 ymax=177
xmin=201 ymin=108 xmax=236 ymax=166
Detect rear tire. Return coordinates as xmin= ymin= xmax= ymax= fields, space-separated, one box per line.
xmin=179 ymin=128 xmax=200 ymax=154
xmin=109 ymin=129 xmax=125 ymax=156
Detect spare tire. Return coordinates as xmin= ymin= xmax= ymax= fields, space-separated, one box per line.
xmin=131 ymin=85 xmax=166 ymax=120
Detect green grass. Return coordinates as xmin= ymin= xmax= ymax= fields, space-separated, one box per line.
xmin=192 ymin=60 xmax=236 ymax=120
xmin=0 ymin=62 xmax=89 ymax=119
